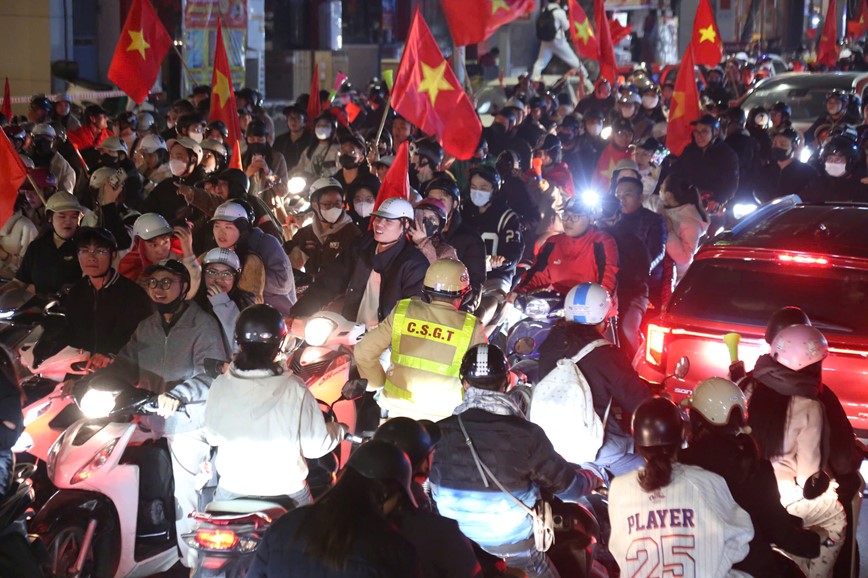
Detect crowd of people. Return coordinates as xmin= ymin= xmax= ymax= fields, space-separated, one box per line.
xmin=0 ymin=39 xmax=864 ymax=578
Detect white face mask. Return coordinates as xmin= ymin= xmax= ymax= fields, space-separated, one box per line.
xmin=470 ymin=189 xmax=492 ymax=207
xmin=825 ymin=161 xmax=847 ymax=177
xmin=320 ymin=207 xmax=343 ymax=223
xmin=188 ymin=132 xmax=204 ymax=144
xmin=315 ymin=127 xmax=332 ymax=140
xmin=354 ymin=201 xmax=374 ymax=218
xmin=642 ymin=95 xmax=659 ymax=109
xmin=169 ymin=159 xmax=188 ymax=177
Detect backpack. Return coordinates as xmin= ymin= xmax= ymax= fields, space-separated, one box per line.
xmin=536 ymin=5 xmax=558 ymax=42
xmin=528 ymin=339 xmax=610 ymax=465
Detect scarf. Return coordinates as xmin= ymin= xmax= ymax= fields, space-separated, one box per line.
xmin=312 ymin=211 xmax=354 ymax=244
xmin=752 ymin=354 xmax=821 ymax=399
xmin=454 ymin=386 xmax=524 ymax=417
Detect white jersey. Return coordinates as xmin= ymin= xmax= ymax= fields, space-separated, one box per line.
xmin=609 ymin=463 xmax=754 ymax=578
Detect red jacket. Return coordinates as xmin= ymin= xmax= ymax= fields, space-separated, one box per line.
xmin=517 ymin=227 xmax=619 ymax=296
xmin=118 ymin=237 xmax=185 ymax=283
xmin=68 ymin=125 xmax=112 ymax=152
xmin=592 ymin=144 xmax=631 ymax=192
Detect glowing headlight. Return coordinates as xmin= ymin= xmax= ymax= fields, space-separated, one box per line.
xmin=0 ymin=310 xmax=14 ymax=320
xmin=287 ymin=176 xmax=307 ymax=195
xmin=304 ymin=317 xmax=337 ymax=347
xmin=80 ymin=389 xmax=119 ymax=419
xmin=799 ymin=147 xmax=813 ymax=163
xmin=581 ymin=189 xmax=600 ymax=208
xmin=525 ymin=299 xmax=551 ymax=320
xmin=71 ymin=439 xmax=118 ymax=484
xmin=23 ymin=400 xmax=51 ymax=426
xmin=601 ymin=126 xmax=612 ymax=140
xmin=732 ymin=202 xmax=758 ymax=220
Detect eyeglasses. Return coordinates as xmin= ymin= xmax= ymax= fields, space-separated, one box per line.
xmin=146 ymin=278 xmax=179 ymax=290
xmin=205 ymin=268 xmax=236 ymax=280
xmin=77 ymin=248 xmax=111 ymax=257
xmin=562 ymin=212 xmax=588 ymax=222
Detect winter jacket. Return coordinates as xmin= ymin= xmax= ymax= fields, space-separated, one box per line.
xmin=461 ymin=200 xmax=524 ymax=286
xmin=441 ymin=212 xmax=487 ymax=303
xmin=240 ymin=227 xmax=297 ymax=314
xmin=395 ymin=508 xmax=483 ymax=578
xmin=724 ymin=130 xmax=760 ymax=195
xmin=272 ymin=130 xmax=315 ymax=171
xmin=292 ymin=232 xmax=428 ymax=324
xmin=613 ymin=207 xmax=666 ymax=274
xmin=659 ymin=202 xmax=708 ymax=280
xmin=110 ymin=301 xmax=229 ymax=434
xmin=0 ymin=211 xmax=38 ymax=277
xmin=15 ymin=233 xmax=81 ymax=296
xmin=285 ymin=216 xmax=362 ymax=278
xmin=800 ymin=172 xmax=868 ymax=203
xmin=204 ymin=366 xmax=344 ymax=496
xmin=754 ymin=160 xmax=819 ymax=204
xmin=299 ymin=140 xmax=340 ymax=177
xmin=517 ymin=227 xmax=618 ymax=296
xmin=140 ymin=170 xmax=207 ymax=224
xmin=672 ymin=139 xmax=740 ymax=204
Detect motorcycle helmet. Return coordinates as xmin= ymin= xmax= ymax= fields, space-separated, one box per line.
xmin=236 ymin=87 xmax=263 ymax=108
xmin=468 ymin=165 xmax=502 ymax=193
xmin=143 ymin=258 xmax=191 ymax=288
xmin=345 ymin=440 xmax=417 ymax=507
xmin=133 ymin=213 xmax=173 ymax=241
xmin=217 ymin=168 xmax=250 ymax=198
xmin=819 ymin=135 xmax=858 ymax=173
xmin=202 ymin=247 xmax=242 ymax=273
xmin=770 ymin=324 xmax=828 ymax=372
xmin=235 ymin=304 xmax=287 ymax=346
xmin=564 ymin=283 xmax=611 ymax=325
xmin=374 ymin=417 xmax=435 ymax=469
xmin=459 ymin=344 xmax=510 ymax=389
xmin=370 ymin=197 xmax=414 ymax=221
xmin=169 ymin=136 xmax=204 ymax=165
xmin=207 ymin=120 xmax=229 ymax=140
xmin=764 ymin=306 xmax=810 ymax=344
xmin=413 ymin=138 xmax=444 ymax=167
xmin=212 ymin=200 xmax=254 ymax=230
xmin=775 ymin=127 xmax=801 ymax=149
xmin=682 ymin=377 xmax=747 ymax=427
xmin=423 ymin=258 xmax=470 ymax=299
xmin=44 ymin=191 xmax=83 ymax=215
xmin=137 ymin=111 xmax=156 ymax=132
xmin=138 ymin=134 xmax=168 ymax=154
xmin=73 ymin=226 xmax=117 ymax=252
xmin=423 ymin=176 xmax=460 ymax=202
xmin=309 ymin=177 xmax=344 ymax=203
xmin=200 ymin=139 xmax=228 ymax=167
xmin=632 ymin=397 xmax=685 ymax=449
xmin=89 ymin=167 xmax=124 ymax=191
xmin=246 ymin=119 xmax=269 ymax=139
xmin=116 ymin=111 xmax=138 ymax=132
xmin=771 ymin=101 xmax=791 ymax=119
xmin=414 ymin=198 xmax=449 ymax=224
xmin=23 ymin=167 xmax=57 ymax=192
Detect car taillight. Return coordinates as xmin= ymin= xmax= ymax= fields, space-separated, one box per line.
xmin=196 ymin=528 xmax=239 ymax=550
xmin=777 ymin=253 xmax=829 ymax=266
xmin=645 ymin=324 xmax=670 ymax=368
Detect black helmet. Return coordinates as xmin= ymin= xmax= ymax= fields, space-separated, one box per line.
xmin=414 ymin=138 xmax=444 ymax=166
xmin=469 ymin=165 xmax=502 ymax=193
xmin=217 ymin=168 xmax=250 ymax=198
xmin=176 ymin=113 xmax=206 ymax=133
xmin=583 ymin=108 xmax=606 ymax=122
xmin=232 ymin=197 xmax=257 ymax=226
xmin=720 ymin=107 xmax=746 ymax=126
xmin=495 ymin=150 xmax=521 ymax=176
xmin=235 ymin=304 xmax=287 ymax=346
xmin=826 ymin=89 xmax=849 ymax=103
xmin=771 ymin=101 xmax=791 ymax=118
xmin=236 ymin=87 xmax=263 ymax=107
xmin=459 ymin=344 xmax=510 ymax=389
xmin=30 ymin=94 xmax=53 ymax=112
xmin=345 ymin=440 xmax=417 ymax=507
xmin=373 ymin=417 xmax=435 ymax=468
xmin=143 ymin=258 xmax=191 ymax=288
xmin=73 ymin=227 xmax=117 ymax=252
xmin=207 ymin=120 xmax=229 ymax=139
xmin=246 ymin=119 xmax=269 ymax=139
xmin=819 ymin=135 xmax=858 ymax=164
xmin=764 ymin=306 xmax=811 ymax=344
xmin=423 ymin=176 xmax=460 ymax=202
xmin=632 ymin=397 xmax=684 ymax=449
xmin=536 ymin=133 xmax=562 ymax=153
xmin=560 ymin=115 xmax=581 ymax=131
xmin=116 ymin=111 xmax=138 ymax=131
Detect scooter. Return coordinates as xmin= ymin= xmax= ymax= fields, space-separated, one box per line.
xmin=29 ymin=380 xmax=185 ymax=577
xmin=0 ymin=461 xmax=45 ymax=577
xmin=503 ymin=290 xmax=565 ymax=384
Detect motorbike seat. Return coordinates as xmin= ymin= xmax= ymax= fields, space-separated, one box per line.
xmin=204 ymin=498 xmax=287 ymax=521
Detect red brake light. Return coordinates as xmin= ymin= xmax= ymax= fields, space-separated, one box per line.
xmin=196 ymin=528 xmax=239 ymax=550
xmin=777 ymin=254 xmax=829 ymax=266
xmin=645 ymin=324 xmax=669 ymax=368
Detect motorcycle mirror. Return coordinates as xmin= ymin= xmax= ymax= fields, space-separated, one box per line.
xmin=674 ymin=356 xmax=690 ymax=380
xmin=204 ymin=358 xmax=228 ymax=379
xmin=44 ymin=300 xmax=64 ymax=316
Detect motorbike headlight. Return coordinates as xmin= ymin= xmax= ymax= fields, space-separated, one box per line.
xmin=581 ymin=189 xmax=600 ymax=209
xmin=732 ymin=202 xmax=758 ymax=220
xmin=525 ymin=299 xmax=551 ymax=320
xmin=70 ymin=439 xmax=118 ymax=484
xmin=11 ymin=432 xmax=33 ymax=453
xmin=600 ymin=126 xmax=612 ymax=140
xmin=23 ymin=400 xmax=51 ymax=426
xmin=80 ymin=389 xmax=119 ymax=419
xmin=287 ymin=176 xmax=307 ymax=195
xmin=304 ymin=317 xmax=337 ymax=347
xmin=0 ymin=310 xmax=14 ymax=320
xmin=799 ymin=147 xmax=813 ymax=163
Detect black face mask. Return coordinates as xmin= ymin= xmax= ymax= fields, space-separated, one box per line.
xmin=557 ymin=132 xmax=573 ymax=144
xmin=770 ymin=147 xmax=791 ymax=162
xmin=100 ymin=154 xmax=119 ymax=168
xmin=339 ymin=154 xmax=359 ymax=169
xmin=422 ymin=219 xmax=439 ymax=237
xmin=490 ymin=124 xmax=507 ymax=136
xmin=33 ymin=139 xmax=54 ymax=159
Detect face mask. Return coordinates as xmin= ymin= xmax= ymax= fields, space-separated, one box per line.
xmin=33 ymin=139 xmax=54 ymax=158
xmin=422 ymin=219 xmax=439 ymax=237
xmin=188 ymin=132 xmax=204 ymax=144
xmin=100 ymin=154 xmax=118 ymax=168
xmin=470 ymin=189 xmax=492 ymax=207
xmin=587 ymin=123 xmax=603 ymax=137
xmin=166 ymin=118 xmax=176 ymax=129
xmin=354 ymin=201 xmax=374 ymax=218
xmin=770 ymin=147 xmax=791 ymax=162
xmin=491 ymin=123 xmax=507 ymax=136
xmin=642 ymin=95 xmax=659 ymax=109
xmin=320 ymin=207 xmax=343 ymax=223
xmin=339 ymin=154 xmax=359 ymax=169
xmin=825 ymin=161 xmax=846 ymax=177
xmin=315 ymin=127 xmax=332 ymax=140
xmin=557 ymin=132 xmax=573 ymax=144
xmin=169 ymin=159 xmax=188 ymax=177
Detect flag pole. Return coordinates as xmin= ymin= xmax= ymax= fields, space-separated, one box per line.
xmin=173 ymin=43 xmax=197 ymax=87
xmin=373 ymin=94 xmax=392 ymax=150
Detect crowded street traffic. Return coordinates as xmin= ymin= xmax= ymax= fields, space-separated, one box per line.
xmin=2 ymin=0 xmax=868 ymax=576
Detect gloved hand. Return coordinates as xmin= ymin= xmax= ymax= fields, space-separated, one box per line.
xmin=341 ymin=378 xmax=368 ymax=400
xmin=155 ymin=393 xmax=181 ymax=418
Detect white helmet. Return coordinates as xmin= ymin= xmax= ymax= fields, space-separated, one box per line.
xmin=133 ymin=213 xmax=172 ymax=240
xmin=44 ymin=191 xmax=84 ymax=214
xmin=212 ymin=201 xmax=250 ymax=223
xmin=203 ymin=248 xmax=241 ymax=272
xmin=564 ymin=282 xmax=611 ymax=325
xmin=771 ymin=324 xmax=828 ymax=371
xmin=683 ymin=377 xmax=746 ymax=426
xmin=371 ymin=197 xmax=414 ymax=220
xmin=138 ymin=134 xmax=167 ymax=153
xmin=97 ymin=136 xmax=129 ymax=155
xmin=89 ymin=167 xmax=124 ymax=191
xmin=137 ymin=111 xmax=156 ymax=132
xmin=32 ymin=123 xmax=57 ymax=138
xmin=309 ymin=176 xmax=343 ymax=199
xmin=168 ymin=136 xmax=204 ymax=164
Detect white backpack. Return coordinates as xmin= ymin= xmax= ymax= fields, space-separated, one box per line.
xmin=529 ymin=339 xmax=610 ymax=465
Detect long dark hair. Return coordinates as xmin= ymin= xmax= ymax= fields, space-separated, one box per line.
xmin=662 ymin=174 xmax=709 ymax=223
xmin=637 ymin=445 xmax=678 ymax=492
xmin=747 ymin=381 xmax=791 ymax=460
xmin=299 ymin=467 xmax=402 ymax=571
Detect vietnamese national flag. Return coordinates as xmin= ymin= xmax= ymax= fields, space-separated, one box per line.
xmin=1 ymin=78 xmax=10 ymax=121
xmin=847 ymin=0 xmax=868 ymax=37
xmin=0 ymin=129 xmax=26 ymax=226
xmin=370 ymin=141 xmax=411 ymax=230
xmin=608 ymin=18 xmax=633 ymax=46
xmin=594 ymin=0 xmax=618 ymax=85
xmin=666 ymin=45 xmax=702 ymax=156
xmin=817 ymin=0 xmax=840 ymax=67
xmin=567 ymin=0 xmax=598 ymax=59
xmin=209 ymin=21 xmax=243 ymax=170
xmin=440 ymin=0 xmax=535 ymax=46
xmin=107 ymin=0 xmax=171 ymax=104
xmin=691 ymin=0 xmax=724 ymax=66
xmin=391 ymin=9 xmax=482 ymax=161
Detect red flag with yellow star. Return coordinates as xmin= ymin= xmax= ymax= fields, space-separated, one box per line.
xmin=847 ymin=0 xmax=868 ymax=37
xmin=567 ymin=0 xmax=598 ymax=59
xmin=0 ymin=129 xmax=27 ymax=226
xmin=209 ymin=21 xmax=243 ymax=170
xmin=107 ymin=0 xmax=171 ymax=104
xmin=370 ymin=141 xmax=411 ymax=229
xmin=594 ymin=0 xmax=618 ymax=84
xmin=666 ymin=45 xmax=701 ymax=156
xmin=440 ymin=0 xmax=535 ymax=46
xmin=817 ymin=0 xmax=840 ymax=67
xmin=691 ymin=0 xmax=723 ymax=66
xmin=392 ymin=9 xmax=482 ymax=160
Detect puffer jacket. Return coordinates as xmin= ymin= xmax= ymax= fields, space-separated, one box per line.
xmin=671 ymin=139 xmax=740 ymax=204
xmin=241 ymin=227 xmax=296 ymax=314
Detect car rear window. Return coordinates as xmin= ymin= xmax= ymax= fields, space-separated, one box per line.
xmin=667 ymin=259 xmax=868 ymax=335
